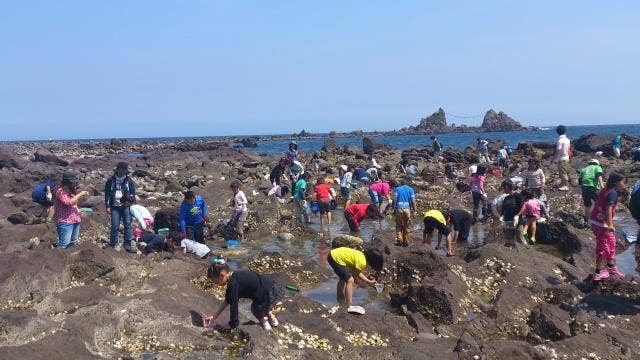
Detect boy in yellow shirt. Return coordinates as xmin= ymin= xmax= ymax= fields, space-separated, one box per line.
xmin=327 ymin=247 xmax=383 ymax=313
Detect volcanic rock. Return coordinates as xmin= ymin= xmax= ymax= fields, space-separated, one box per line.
xmin=481 ymin=110 xmax=523 ymax=132
xmin=363 ymin=137 xmax=394 ymax=155
xmin=34 ymin=148 xmax=68 ymax=166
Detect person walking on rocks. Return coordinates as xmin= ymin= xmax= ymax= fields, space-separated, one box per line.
xmin=522 ymin=159 xmax=546 ymax=198
xmin=180 ymin=191 xmax=208 ymax=244
xmin=613 ymin=135 xmax=622 ymax=158
xmin=54 ymin=170 xmax=89 ymax=249
xmin=476 ymin=138 xmax=490 ymax=163
xmin=394 ymin=177 xmax=416 ymax=246
xmin=339 ymin=165 xmax=354 ymax=203
xmin=204 ymin=260 xmax=285 ymax=331
xmin=32 ymin=177 xmax=57 ymax=223
xmin=553 ymin=125 xmax=571 ymax=191
xmin=293 ymin=173 xmax=311 ymax=224
xmin=326 ymin=247 xmax=382 ymax=312
xmin=470 ymin=165 xmax=488 ymax=222
xmin=589 ymin=172 xmax=626 ymax=281
xmin=314 ymin=177 xmax=334 ymax=226
xmin=104 ymin=162 xmax=136 ymax=252
xmin=431 ymin=136 xmax=443 ymax=164
xmin=230 ymin=181 xmax=248 ymax=241
xmin=579 ymin=159 xmax=604 ymax=226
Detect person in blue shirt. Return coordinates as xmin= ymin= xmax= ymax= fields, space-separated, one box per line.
xmin=32 ymin=179 xmax=57 ymax=223
xmin=353 ymin=168 xmax=370 ymax=184
xmin=613 ymin=135 xmax=622 ymax=158
xmin=180 ymin=191 xmax=208 ymax=244
xmin=393 ymin=177 xmax=416 ymax=246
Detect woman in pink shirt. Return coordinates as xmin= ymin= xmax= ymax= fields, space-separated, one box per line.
xmin=54 ymin=170 xmax=89 ymax=249
xmin=368 ymin=179 xmax=396 ymax=213
xmin=469 ymin=166 xmax=487 ymax=222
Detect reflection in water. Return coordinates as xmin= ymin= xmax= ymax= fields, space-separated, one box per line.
xmin=615 ymin=213 xmax=639 ymax=276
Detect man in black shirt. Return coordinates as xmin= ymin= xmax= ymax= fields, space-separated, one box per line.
xmin=446 ymin=209 xmax=473 ymax=243
xmin=499 ymin=179 xmax=524 ymax=246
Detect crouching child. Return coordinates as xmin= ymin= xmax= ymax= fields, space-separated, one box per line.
xmin=204 ymin=260 xmax=285 ymax=331
xmin=327 ymin=247 xmax=383 ymax=314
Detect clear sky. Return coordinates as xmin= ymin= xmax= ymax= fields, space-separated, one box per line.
xmin=1 ymin=1 xmax=639 ymax=140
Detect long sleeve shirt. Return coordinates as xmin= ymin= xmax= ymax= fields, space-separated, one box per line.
xmin=179 ymin=195 xmax=207 ymax=232
xmin=224 ymin=271 xmax=272 ymax=328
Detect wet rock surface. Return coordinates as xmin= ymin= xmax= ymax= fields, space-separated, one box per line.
xmin=0 ymin=138 xmax=638 ymax=359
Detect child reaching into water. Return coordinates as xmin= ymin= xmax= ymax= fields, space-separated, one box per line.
xmin=589 ymin=172 xmax=626 ymax=281
xmin=327 ymin=247 xmax=383 ymax=314
xmin=516 ymin=189 xmax=548 ymax=245
xmin=204 ymin=260 xmax=285 ymax=331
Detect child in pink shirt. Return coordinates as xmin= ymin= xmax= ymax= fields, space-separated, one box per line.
xmin=469 ymin=166 xmax=487 ymax=222
xmin=516 ymin=189 xmax=548 ymax=245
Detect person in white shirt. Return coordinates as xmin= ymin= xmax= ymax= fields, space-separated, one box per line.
xmin=339 ymin=165 xmax=354 ymax=203
xmin=553 ymin=125 xmax=571 ymax=191
xmin=180 ymin=237 xmax=211 ymax=259
xmin=230 ymin=180 xmax=248 ymax=241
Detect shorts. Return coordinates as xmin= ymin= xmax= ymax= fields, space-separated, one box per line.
xmin=452 ymin=219 xmax=472 ymax=242
xmin=499 ymin=158 xmax=508 ymax=168
xmin=318 ymin=200 xmax=331 ymax=215
xmin=369 ymin=190 xmax=381 ymax=204
xmin=344 ymin=211 xmax=358 ymax=232
xmin=591 ymin=224 xmax=616 ymax=262
xmin=327 ymin=253 xmax=352 ymax=281
xmin=340 ymin=186 xmax=351 ymax=200
xmin=423 ymin=216 xmax=450 ymax=236
xmin=581 ymin=186 xmax=598 ymax=207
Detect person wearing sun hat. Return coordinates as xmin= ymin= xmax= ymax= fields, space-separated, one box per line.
xmin=579 ymin=159 xmax=604 ymax=226
xmin=104 ymin=162 xmax=137 ymax=251
xmin=54 ymin=169 xmax=89 ymax=248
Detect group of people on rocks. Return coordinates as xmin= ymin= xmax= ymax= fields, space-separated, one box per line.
xmin=29 ymin=130 xmax=640 ymax=332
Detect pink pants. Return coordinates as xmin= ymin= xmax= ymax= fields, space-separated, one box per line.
xmin=591 ymin=225 xmax=616 ymax=263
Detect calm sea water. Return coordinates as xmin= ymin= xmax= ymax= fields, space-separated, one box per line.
xmin=245 ymin=124 xmax=640 ymax=155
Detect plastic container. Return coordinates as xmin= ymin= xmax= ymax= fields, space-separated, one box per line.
xmin=310 ymin=201 xmax=319 ymax=214
xmin=79 ymin=208 xmax=93 ymax=214
xmin=157 ymin=228 xmax=170 ymax=235
xmin=226 ymin=239 xmax=239 ymax=248
xmin=286 ymin=285 xmax=300 ymax=292
xmin=351 ymin=181 xmax=358 ymax=189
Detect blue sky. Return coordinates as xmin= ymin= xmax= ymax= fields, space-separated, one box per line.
xmin=1 ymin=1 xmax=639 ymax=140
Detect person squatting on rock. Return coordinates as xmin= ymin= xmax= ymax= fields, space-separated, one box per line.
xmin=180 ymin=191 xmax=208 ymax=244
xmin=129 ymin=201 xmax=154 ymax=242
xmin=269 ymin=158 xmax=290 ymax=186
xmin=31 ymin=177 xmax=57 ymax=223
xmin=326 ymin=247 xmax=383 ymax=312
xmin=204 ymin=259 xmax=284 ymax=331
xmin=104 ymin=162 xmax=136 ymax=252
xmin=516 ymin=189 xmax=548 ymax=245
xmin=314 ymin=177 xmax=334 ymax=226
xmin=394 ymin=177 xmax=416 ymax=246
xmin=368 ymin=178 xmax=395 ymax=214
xmin=522 ymin=158 xmax=546 ymax=198
xmin=344 ymin=202 xmax=381 ymax=233
xmin=422 ymin=209 xmax=455 ymax=257
xmin=589 ymin=172 xmax=626 ymax=281
xmin=553 ymin=125 xmax=571 ymax=191
xmin=579 ymin=159 xmax=604 ymax=226
xmin=469 ymin=165 xmax=488 ymax=222
xmin=230 ymin=180 xmax=248 ymax=241
xmin=54 ymin=169 xmax=89 ymax=249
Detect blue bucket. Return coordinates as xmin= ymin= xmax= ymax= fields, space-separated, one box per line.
xmin=310 ymin=201 xmax=319 ymax=214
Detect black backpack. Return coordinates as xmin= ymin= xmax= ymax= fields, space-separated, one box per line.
xmin=630 ymin=189 xmax=640 ymax=221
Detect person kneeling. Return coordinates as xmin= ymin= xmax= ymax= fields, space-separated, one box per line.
xmin=327 ymin=247 xmax=383 ymax=314
xmin=204 ymin=260 xmax=284 ymax=331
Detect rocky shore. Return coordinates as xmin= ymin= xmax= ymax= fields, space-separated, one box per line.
xmin=0 ymin=132 xmax=639 ymax=359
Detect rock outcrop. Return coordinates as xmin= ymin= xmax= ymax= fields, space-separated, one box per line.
xmin=481 ymin=110 xmax=523 ymax=132
xmin=33 ymin=147 xmax=69 ymax=166
xmin=417 ymin=108 xmax=447 ymax=131
xmin=363 ymin=137 xmax=394 ymax=155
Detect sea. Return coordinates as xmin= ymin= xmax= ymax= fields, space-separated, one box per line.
xmin=243 ymin=124 xmax=640 ymax=155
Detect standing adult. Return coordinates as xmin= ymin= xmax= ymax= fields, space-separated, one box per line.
xmin=613 ymin=135 xmax=622 ymax=158
xmin=579 ymin=159 xmax=604 ymax=226
xmin=476 ymin=138 xmax=490 ymax=163
xmin=285 ymin=140 xmax=298 ymax=162
xmin=553 ymin=125 xmax=571 ymax=191
xmin=393 ymin=177 xmax=416 ymax=246
xmin=104 ymin=162 xmax=136 ymax=251
xmin=293 ymin=173 xmax=310 ymax=224
xmin=54 ymin=170 xmax=89 ymax=249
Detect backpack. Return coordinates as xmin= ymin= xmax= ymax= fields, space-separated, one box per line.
xmin=630 ymin=189 xmax=640 ymax=221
